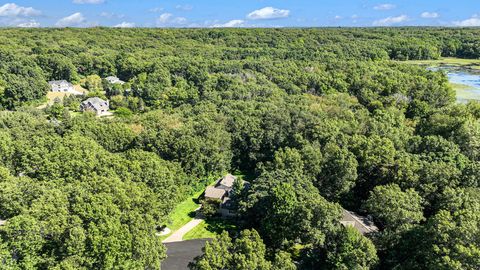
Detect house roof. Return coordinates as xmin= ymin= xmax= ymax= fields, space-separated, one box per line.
xmin=49 ymin=80 xmax=72 ymax=86
xmin=204 ymin=186 xmax=226 ymax=200
xmin=218 ymin=174 xmax=236 ymax=188
xmin=341 ymin=210 xmax=379 ymax=235
xmin=82 ymin=97 xmax=108 ymax=112
xmin=105 ymin=76 xmax=125 ymax=84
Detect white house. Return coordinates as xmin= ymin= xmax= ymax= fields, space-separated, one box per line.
xmin=49 ymin=80 xmax=75 ymax=92
xmin=105 ymin=76 xmax=125 ymax=85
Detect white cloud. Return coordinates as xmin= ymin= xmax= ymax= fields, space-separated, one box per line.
xmin=73 ymin=0 xmax=104 ymax=4
xmin=0 ymin=3 xmax=41 ymax=17
xmin=157 ymin=13 xmax=172 ymax=23
xmin=149 ymin=7 xmax=164 ymax=13
xmin=100 ymin=12 xmax=125 ymax=19
xmin=212 ymin=19 xmax=244 ymax=28
xmin=114 ymin=22 xmax=135 ymax=28
xmin=175 ymin=4 xmax=193 ymax=11
xmin=247 ymin=7 xmax=290 ymax=20
xmin=374 ymin=4 xmax=396 ymax=10
xmin=17 ymin=20 xmax=40 ymax=27
xmin=156 ymin=13 xmax=187 ymax=27
xmin=453 ymin=15 xmax=480 ymax=27
xmin=55 ymin=12 xmax=86 ymax=27
xmin=421 ymin=12 xmax=439 ymax=19
xmin=373 ymin=15 xmax=408 ymax=26
xmin=334 ymin=15 xmax=342 ymax=20
xmin=0 ymin=3 xmax=42 ymax=27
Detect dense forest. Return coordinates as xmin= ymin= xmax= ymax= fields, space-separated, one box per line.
xmin=0 ymin=27 xmax=479 ymax=269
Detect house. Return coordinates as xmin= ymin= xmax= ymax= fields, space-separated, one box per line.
xmin=105 ymin=76 xmax=125 ymax=85
xmin=49 ymin=80 xmax=75 ymax=92
xmin=80 ymin=97 xmax=110 ymax=116
xmin=204 ymin=174 xmax=243 ymax=217
xmin=340 ymin=210 xmax=379 ymax=235
xmin=0 ymin=219 xmax=6 ymax=226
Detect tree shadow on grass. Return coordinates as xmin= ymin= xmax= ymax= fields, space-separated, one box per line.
xmin=203 ymin=218 xmax=237 ymax=235
xmin=188 ymin=211 xmax=197 ymax=218
xmin=192 ymin=194 xmax=202 ymax=205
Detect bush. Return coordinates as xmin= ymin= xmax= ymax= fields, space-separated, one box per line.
xmin=115 ymin=107 xmax=133 ymax=118
xmin=201 ymin=199 xmax=220 ymax=218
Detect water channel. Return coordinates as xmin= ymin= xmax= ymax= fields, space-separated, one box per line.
xmin=431 ymin=66 xmax=480 ymax=103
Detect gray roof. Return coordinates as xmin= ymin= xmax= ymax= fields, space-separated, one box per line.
xmin=217 ymin=174 xmax=236 ymax=189
xmin=81 ymin=97 xmax=109 ymax=111
xmin=105 ymin=76 xmax=125 ymax=84
xmin=204 ymin=186 xmax=226 ymax=200
xmin=340 ymin=210 xmax=379 ymax=235
xmin=49 ymin=80 xmax=73 ymax=86
xmin=84 ymin=97 xmax=105 ymax=104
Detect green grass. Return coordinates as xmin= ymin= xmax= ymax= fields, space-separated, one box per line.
xmin=183 ymin=218 xmax=238 ymax=240
xmin=449 ymin=82 xmax=480 ymax=101
xmin=160 ymin=174 xmax=245 ymax=240
xmin=159 ymin=177 xmax=219 ymax=240
xmin=162 ymin=189 xmax=203 ymax=237
xmin=456 ymin=89 xmax=480 ymax=101
xmin=405 ymin=57 xmax=480 ymax=68
xmin=450 ymin=82 xmax=473 ymax=91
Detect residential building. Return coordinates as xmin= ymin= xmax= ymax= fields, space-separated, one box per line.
xmin=340 ymin=210 xmax=379 ymax=235
xmin=49 ymin=80 xmax=75 ymax=92
xmin=105 ymin=76 xmax=125 ymax=85
xmin=204 ymin=174 xmax=245 ymax=217
xmin=80 ymin=97 xmax=110 ymax=116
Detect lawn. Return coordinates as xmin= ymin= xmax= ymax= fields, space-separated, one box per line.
xmin=161 ymin=174 xmax=244 ymax=241
xmin=161 ymin=189 xmax=203 ymax=239
xmin=183 ymin=218 xmax=238 ymax=240
xmin=159 ymin=177 xmax=218 ymax=240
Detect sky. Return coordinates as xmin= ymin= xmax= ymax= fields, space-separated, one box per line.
xmin=0 ymin=0 xmax=479 ymax=28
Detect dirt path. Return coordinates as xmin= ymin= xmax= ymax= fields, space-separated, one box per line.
xmin=163 ymin=209 xmax=204 ymax=243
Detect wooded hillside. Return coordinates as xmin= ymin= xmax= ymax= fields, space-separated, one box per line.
xmin=0 ymin=28 xmax=479 ymax=270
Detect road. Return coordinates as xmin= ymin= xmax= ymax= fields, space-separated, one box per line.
xmin=162 ymin=239 xmax=209 ymax=270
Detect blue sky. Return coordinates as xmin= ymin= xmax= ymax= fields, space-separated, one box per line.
xmin=0 ymin=0 xmax=479 ymax=28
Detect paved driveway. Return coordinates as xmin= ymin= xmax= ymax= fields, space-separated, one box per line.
xmin=162 ymin=239 xmax=210 ymax=270
xmin=163 ymin=209 xmax=204 ymax=243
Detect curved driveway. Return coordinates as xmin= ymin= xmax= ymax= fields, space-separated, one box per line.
xmin=163 ymin=209 xmax=204 ymax=243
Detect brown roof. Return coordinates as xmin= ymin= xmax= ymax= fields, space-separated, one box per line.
xmin=340 ymin=210 xmax=378 ymax=234
xmin=204 ymin=186 xmax=226 ymax=200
